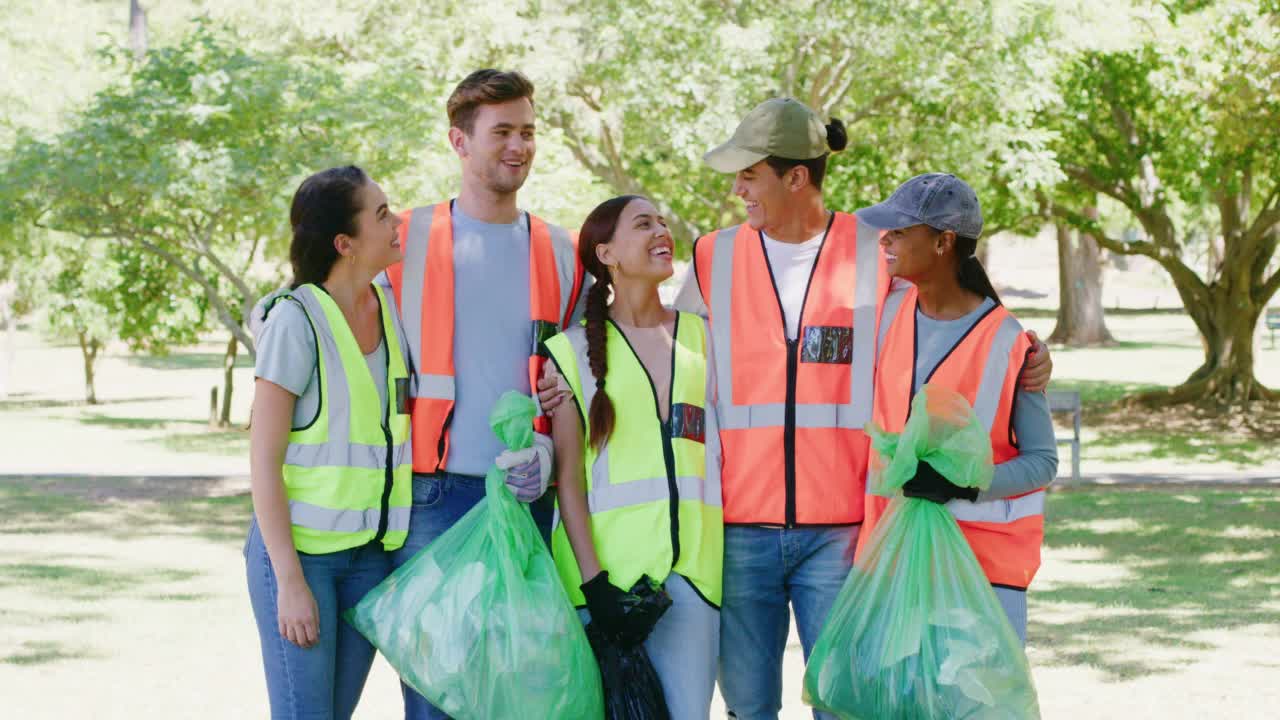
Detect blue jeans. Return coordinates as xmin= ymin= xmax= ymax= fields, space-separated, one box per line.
xmin=718 ymin=525 xmax=859 ymax=720
xmin=388 ymin=471 xmax=555 ymax=720
xmin=578 ymin=574 xmax=720 ymax=718
xmin=245 ymin=519 xmax=392 ymax=719
xmin=994 ymin=586 xmax=1028 ymax=644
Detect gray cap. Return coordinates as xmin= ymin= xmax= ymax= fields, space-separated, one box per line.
xmin=855 ymin=173 xmax=983 ymax=238
xmin=704 ymin=98 xmax=829 ymax=173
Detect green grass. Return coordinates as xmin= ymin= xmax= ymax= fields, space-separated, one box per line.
xmin=1083 ymin=429 xmax=1275 ymax=466
xmin=0 ymin=477 xmax=253 ymax=543
xmin=1032 ymin=487 xmax=1280 ymax=680
xmin=80 ymin=414 xmax=207 ymax=430
xmin=127 ymin=352 xmax=254 ymax=371
xmin=154 ymin=428 xmax=249 ymax=456
xmin=3 ymin=641 xmax=94 ymax=666
xmin=1048 ymin=379 xmax=1165 ymax=407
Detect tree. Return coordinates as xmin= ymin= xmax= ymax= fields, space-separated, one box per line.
xmin=3 ymin=22 xmax=433 ymax=414
xmin=525 ymin=0 xmax=1062 ymax=248
xmin=18 ymin=236 xmax=205 ymax=404
xmin=1045 ymin=1 xmax=1280 ymax=407
xmin=7 ymin=23 xmax=431 ymax=357
xmin=1049 ymin=212 xmax=1116 ymax=346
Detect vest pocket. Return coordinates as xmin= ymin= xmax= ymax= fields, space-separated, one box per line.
xmin=800 ymin=326 xmax=853 ymax=364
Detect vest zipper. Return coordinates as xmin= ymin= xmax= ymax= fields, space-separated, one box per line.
xmin=374 ymin=338 xmax=394 ymax=544
xmin=784 ymin=337 xmax=799 ymax=528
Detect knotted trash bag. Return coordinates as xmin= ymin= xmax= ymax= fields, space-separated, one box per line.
xmin=586 ymin=577 xmax=672 ymax=720
xmin=802 ymin=385 xmax=1040 ymax=720
xmin=344 ymin=391 xmax=604 ymax=720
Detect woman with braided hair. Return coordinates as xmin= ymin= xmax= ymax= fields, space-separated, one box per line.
xmin=541 ymin=195 xmax=724 ymax=717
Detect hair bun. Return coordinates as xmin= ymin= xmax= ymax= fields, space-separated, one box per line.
xmin=825 ymin=118 xmax=848 ymax=152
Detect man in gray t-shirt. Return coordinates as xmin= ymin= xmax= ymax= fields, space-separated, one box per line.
xmin=373 ymin=70 xmax=587 ymax=720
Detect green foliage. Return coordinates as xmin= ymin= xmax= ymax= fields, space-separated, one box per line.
xmin=3 ymin=21 xmax=434 ymax=356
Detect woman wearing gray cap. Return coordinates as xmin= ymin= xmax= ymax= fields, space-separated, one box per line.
xmin=671 ymin=100 xmax=1053 ymax=719
xmin=856 ymin=173 xmax=1059 ymax=644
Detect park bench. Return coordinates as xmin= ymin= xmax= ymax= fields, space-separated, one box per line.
xmin=1266 ymin=307 xmax=1280 ymax=349
xmin=1047 ymin=390 xmax=1082 ymax=483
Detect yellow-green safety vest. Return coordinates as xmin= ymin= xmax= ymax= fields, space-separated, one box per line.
xmin=544 ymin=311 xmax=723 ymax=607
xmin=267 ymin=283 xmax=413 ymax=554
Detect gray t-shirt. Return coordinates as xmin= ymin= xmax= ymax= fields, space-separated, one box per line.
xmin=913 ymin=297 xmax=1058 ymax=500
xmin=441 ymin=205 xmax=536 ymax=476
xmin=254 ymin=298 xmax=388 ymax=428
xmin=373 ymin=205 xmax=589 ymax=477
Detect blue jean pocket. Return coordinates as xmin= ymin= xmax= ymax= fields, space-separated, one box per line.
xmin=411 ymin=475 xmax=444 ymax=509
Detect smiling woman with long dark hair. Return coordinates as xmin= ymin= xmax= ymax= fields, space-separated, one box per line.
xmin=540 ymin=195 xmax=724 ymax=717
xmin=245 ymin=165 xmax=413 ymax=719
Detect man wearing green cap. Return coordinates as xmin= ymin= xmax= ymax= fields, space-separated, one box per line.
xmin=673 ymin=97 xmax=1053 ymax=719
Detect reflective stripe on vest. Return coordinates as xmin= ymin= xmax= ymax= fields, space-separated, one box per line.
xmin=545 ymin=313 xmax=724 ymax=607
xmin=279 ymin=284 xmax=413 ymax=553
xmin=864 ymin=286 xmax=1041 ymax=587
xmin=386 ymin=202 xmax=583 ymax=472
xmin=695 ymin=212 xmax=888 ymax=525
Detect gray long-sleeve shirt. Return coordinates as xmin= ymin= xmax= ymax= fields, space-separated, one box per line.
xmin=913 ymin=298 xmax=1058 ymax=500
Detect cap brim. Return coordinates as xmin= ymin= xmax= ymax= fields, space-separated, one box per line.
xmin=703 ymin=141 xmax=769 ymax=174
xmin=855 ymin=202 xmax=924 ymax=231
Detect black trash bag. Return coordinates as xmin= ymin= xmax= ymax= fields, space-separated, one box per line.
xmin=586 ymin=576 xmax=672 ymax=720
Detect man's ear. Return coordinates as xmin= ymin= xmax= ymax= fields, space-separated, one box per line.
xmin=787 ymin=165 xmax=811 ymax=192
xmin=448 ymin=126 xmax=469 ymax=159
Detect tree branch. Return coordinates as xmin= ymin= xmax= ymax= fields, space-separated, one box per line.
xmin=132 ymin=235 xmax=256 ymax=356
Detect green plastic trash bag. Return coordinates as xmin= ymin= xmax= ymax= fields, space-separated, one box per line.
xmin=345 ymin=391 xmax=604 ymax=720
xmin=802 ymin=385 xmax=1040 ymax=720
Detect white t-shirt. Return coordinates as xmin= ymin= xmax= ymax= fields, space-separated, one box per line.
xmin=761 ymin=231 xmax=824 ymax=340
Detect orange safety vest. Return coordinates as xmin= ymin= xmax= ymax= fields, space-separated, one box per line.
xmin=693 ymin=212 xmax=890 ymax=526
xmin=385 ymin=201 xmax=584 ymax=473
xmin=862 ymin=284 xmax=1043 ymax=589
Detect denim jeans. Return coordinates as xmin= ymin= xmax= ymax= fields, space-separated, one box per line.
xmin=994 ymin=586 xmax=1028 ymax=644
xmin=388 ymin=471 xmax=556 ymax=720
xmin=718 ymin=524 xmax=860 ymax=720
xmin=578 ymin=574 xmax=720 ymax=718
xmin=245 ymin=519 xmax=392 ymax=719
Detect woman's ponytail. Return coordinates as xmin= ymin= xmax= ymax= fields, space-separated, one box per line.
xmin=954 ymin=235 xmax=1002 ymax=306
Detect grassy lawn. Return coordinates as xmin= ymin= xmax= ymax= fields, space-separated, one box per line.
xmin=2 ymin=476 xmax=1277 ymax=718
xmin=1031 ymin=486 xmax=1280 ymax=680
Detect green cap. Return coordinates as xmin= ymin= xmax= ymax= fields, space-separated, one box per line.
xmin=704 ymin=97 xmax=828 ymax=173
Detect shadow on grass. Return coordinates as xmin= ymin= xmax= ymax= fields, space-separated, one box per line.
xmin=1032 ymin=487 xmax=1280 ymax=681
xmin=127 ymin=353 xmax=254 ymax=371
xmin=0 ymin=395 xmax=185 ymax=411
xmin=0 ymin=563 xmax=201 ymax=600
xmin=80 ymin=415 xmax=208 ymax=430
xmin=0 ymin=477 xmax=252 ymax=544
xmin=2 ymin=640 xmax=98 ymax=666
xmin=1048 ymin=379 xmax=1164 ymax=407
xmin=152 ymin=428 xmax=249 ymax=456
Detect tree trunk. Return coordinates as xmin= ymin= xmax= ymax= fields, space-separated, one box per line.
xmin=1049 ymin=212 xmax=1114 ymax=346
xmin=77 ymin=331 xmax=100 ymax=404
xmin=129 ymin=0 xmax=147 ymax=59
xmin=1138 ymin=267 xmax=1275 ymax=408
xmin=219 ymin=334 xmax=236 ymax=427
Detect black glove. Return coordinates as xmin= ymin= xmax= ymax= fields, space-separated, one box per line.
xmin=581 ymin=571 xmax=637 ymax=646
xmin=901 ymin=460 xmax=979 ymax=504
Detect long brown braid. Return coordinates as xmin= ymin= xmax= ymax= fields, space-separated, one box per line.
xmin=577 ymin=195 xmax=643 ymax=451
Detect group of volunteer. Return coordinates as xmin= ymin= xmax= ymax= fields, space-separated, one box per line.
xmin=245 ymin=68 xmax=1059 ymax=719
